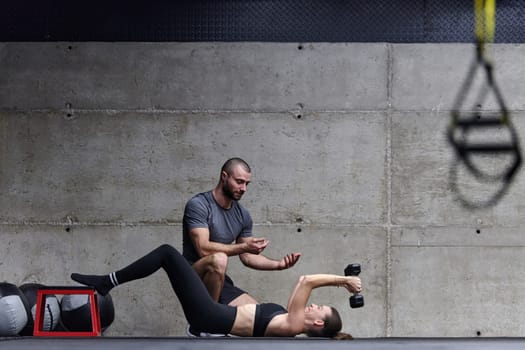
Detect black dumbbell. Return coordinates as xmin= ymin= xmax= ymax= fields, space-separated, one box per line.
xmin=344 ymin=263 xmax=364 ymax=308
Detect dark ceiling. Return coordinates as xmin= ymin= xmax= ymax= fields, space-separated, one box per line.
xmin=2 ymin=0 xmax=525 ymax=43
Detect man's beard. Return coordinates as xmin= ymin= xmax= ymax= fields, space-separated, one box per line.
xmin=222 ymin=183 xmax=241 ymax=201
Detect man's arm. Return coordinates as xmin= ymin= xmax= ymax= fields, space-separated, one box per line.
xmin=190 ymin=227 xmax=270 ymax=257
xmin=237 ymin=236 xmax=301 ymax=270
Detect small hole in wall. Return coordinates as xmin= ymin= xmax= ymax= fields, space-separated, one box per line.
xmin=65 ymin=227 xmax=71 ymax=233
xmin=476 ymin=229 xmax=481 ymax=234
xmin=297 ymin=228 xmax=302 ymax=233
xmin=476 ymin=331 xmax=482 ymax=336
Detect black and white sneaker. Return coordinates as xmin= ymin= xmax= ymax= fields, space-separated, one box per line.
xmin=186 ymin=324 xmax=228 ymax=337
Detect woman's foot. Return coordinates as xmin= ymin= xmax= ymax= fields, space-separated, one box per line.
xmin=70 ymin=273 xmax=114 ymax=295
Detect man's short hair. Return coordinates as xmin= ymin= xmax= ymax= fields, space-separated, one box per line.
xmin=221 ymin=158 xmax=251 ymax=175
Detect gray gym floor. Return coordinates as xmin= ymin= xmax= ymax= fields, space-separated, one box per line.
xmin=2 ymin=337 xmax=525 ymax=350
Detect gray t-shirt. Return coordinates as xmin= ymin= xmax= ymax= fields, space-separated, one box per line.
xmin=182 ymin=191 xmax=253 ymax=263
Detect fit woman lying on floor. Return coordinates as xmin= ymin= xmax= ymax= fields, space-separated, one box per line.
xmin=71 ymin=244 xmax=361 ymax=338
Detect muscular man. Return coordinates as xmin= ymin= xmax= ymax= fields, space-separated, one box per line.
xmin=182 ymin=158 xmax=301 ymax=308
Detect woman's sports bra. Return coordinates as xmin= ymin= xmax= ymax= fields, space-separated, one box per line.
xmin=252 ymin=303 xmax=287 ymax=336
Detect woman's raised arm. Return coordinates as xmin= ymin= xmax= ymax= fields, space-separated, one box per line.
xmin=274 ymin=274 xmax=362 ymax=335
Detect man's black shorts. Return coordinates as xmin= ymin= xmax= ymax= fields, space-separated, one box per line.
xmin=219 ymin=274 xmax=247 ymax=304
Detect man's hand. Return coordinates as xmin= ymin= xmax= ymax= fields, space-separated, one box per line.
xmin=244 ymin=237 xmax=270 ymax=254
xmin=277 ymin=252 xmax=302 ymax=270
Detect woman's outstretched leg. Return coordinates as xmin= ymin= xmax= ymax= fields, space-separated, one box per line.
xmin=71 ymin=244 xmax=191 ymax=296
xmin=71 ymin=244 xmax=236 ymax=334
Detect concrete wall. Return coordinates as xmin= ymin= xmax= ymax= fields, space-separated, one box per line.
xmin=1 ymin=42 xmax=525 ymax=337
